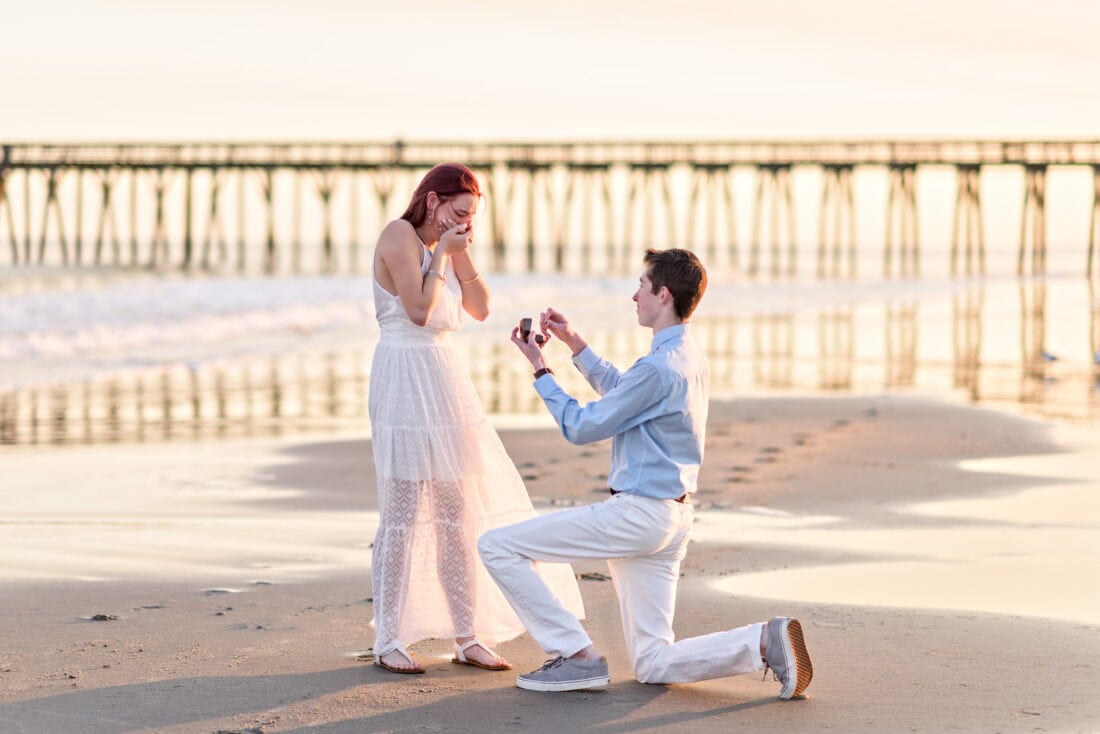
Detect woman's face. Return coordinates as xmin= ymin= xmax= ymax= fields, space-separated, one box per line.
xmin=432 ymin=193 xmax=478 ymax=227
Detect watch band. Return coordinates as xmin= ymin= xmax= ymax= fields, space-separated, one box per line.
xmin=533 ymin=367 xmax=554 ymax=380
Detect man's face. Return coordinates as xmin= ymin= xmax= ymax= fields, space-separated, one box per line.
xmin=633 ymin=269 xmax=661 ymax=327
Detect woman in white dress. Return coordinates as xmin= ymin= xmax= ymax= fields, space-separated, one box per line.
xmin=369 ymin=163 xmax=583 ymax=674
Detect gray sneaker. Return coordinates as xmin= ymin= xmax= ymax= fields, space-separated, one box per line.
xmin=763 ymin=617 xmax=813 ymax=699
xmin=516 ymin=655 xmax=610 ymax=692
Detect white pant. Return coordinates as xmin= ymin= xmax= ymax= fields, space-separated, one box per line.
xmin=478 ymin=492 xmax=766 ymax=684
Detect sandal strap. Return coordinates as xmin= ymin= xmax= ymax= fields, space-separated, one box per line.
xmin=455 ymin=638 xmax=498 ymax=661
xmin=379 ymin=642 xmax=415 ymax=666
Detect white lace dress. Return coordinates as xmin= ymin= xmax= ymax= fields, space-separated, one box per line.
xmin=369 ymin=244 xmax=584 ymax=655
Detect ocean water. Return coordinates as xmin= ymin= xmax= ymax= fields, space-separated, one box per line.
xmin=1 ymin=261 xmax=1098 ymax=447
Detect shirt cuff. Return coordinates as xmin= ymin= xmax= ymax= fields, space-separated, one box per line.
xmin=533 ymin=372 xmax=560 ymax=397
xmin=572 ymin=346 xmax=600 ymax=372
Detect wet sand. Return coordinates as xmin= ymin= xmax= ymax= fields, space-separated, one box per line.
xmin=1 ymin=395 xmax=1098 ymax=733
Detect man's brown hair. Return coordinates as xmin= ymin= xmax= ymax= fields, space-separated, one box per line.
xmin=643 ymin=248 xmax=707 ymax=320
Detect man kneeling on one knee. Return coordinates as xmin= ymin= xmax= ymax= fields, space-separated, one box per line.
xmin=478 ymin=247 xmax=814 ymax=696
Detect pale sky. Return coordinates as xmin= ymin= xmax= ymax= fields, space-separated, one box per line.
xmin=3 ymin=0 xmax=1098 ymax=141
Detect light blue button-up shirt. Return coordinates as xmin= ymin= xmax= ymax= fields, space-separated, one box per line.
xmin=533 ymin=324 xmax=710 ymax=500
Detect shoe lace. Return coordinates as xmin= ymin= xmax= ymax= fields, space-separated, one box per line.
xmin=762 ymin=661 xmax=777 ymax=682
xmin=539 ymin=656 xmax=565 ymax=672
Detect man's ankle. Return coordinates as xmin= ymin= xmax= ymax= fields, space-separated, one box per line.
xmin=570 ymin=646 xmax=599 ymax=662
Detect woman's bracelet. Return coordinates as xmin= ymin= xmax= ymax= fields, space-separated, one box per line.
xmin=458 ymin=271 xmax=480 ymax=284
xmin=426 ymin=270 xmax=446 ymax=282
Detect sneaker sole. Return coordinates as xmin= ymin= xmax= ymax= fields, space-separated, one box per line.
xmin=516 ymin=674 xmax=610 ymax=692
xmin=782 ymin=619 xmax=813 ymax=699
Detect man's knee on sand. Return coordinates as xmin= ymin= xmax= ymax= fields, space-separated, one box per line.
xmin=632 ymin=647 xmax=670 ymax=685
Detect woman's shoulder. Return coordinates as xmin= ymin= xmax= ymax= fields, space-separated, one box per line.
xmin=377 ymin=219 xmax=419 ymax=255
xmin=379 ymin=218 xmax=416 ymax=242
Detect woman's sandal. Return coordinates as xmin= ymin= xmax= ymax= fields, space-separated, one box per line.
xmin=452 ymin=639 xmax=512 ymax=671
xmin=374 ymin=643 xmax=425 ymax=674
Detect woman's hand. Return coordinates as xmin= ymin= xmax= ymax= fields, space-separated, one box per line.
xmin=438 ymin=217 xmax=472 ymax=256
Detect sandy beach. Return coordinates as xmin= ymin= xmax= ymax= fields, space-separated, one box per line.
xmin=1 ymin=394 xmax=1098 ymax=733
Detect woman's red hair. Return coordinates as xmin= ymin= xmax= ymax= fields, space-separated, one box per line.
xmin=400 ymin=163 xmax=481 ymax=226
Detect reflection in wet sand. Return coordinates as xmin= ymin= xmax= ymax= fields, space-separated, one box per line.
xmin=752 ymin=313 xmax=794 ymax=388
xmin=818 ymin=307 xmax=854 ymax=390
xmin=1091 ymin=276 xmax=1100 ymax=386
xmin=0 ymin=350 xmax=371 ymax=446
xmin=1019 ymin=279 xmax=1048 ymax=404
xmin=884 ymin=301 xmax=918 ymax=388
xmin=952 ymin=283 xmax=984 ymax=399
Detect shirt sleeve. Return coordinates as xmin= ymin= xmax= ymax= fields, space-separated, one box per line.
xmin=534 ymin=360 xmax=667 ymax=445
xmin=572 ymin=346 xmax=623 ymax=396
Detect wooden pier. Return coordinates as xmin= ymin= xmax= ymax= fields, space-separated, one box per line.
xmin=2 ymin=140 xmax=1099 ymax=276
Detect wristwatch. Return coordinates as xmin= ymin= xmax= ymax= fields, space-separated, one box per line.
xmin=533 ymin=367 xmax=554 ymax=379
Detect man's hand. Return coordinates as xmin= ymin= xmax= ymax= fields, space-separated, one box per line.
xmin=511 ymin=325 xmax=551 ymax=370
xmin=540 ymin=308 xmax=587 ymax=356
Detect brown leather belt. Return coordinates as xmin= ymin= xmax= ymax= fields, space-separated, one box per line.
xmin=609 ymin=489 xmax=688 ymax=504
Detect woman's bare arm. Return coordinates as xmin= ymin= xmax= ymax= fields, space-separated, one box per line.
xmin=374 ymin=220 xmax=451 ymax=327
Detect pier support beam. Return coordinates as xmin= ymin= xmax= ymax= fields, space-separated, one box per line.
xmin=1018 ymin=164 xmax=1048 ymax=276
xmin=347 ymin=170 xmax=361 ymax=274
xmin=750 ymin=165 xmax=796 ymax=279
xmin=38 ymin=167 xmax=68 ymax=265
xmin=202 ymin=168 xmax=227 ymax=270
xmin=148 ymin=169 xmax=169 ymax=268
xmin=315 ymin=168 xmax=336 ymax=273
xmin=94 ymin=168 xmax=120 ymax=265
xmin=817 ymin=165 xmax=856 ymax=279
xmin=0 ymin=161 xmax=16 ymax=263
xmin=885 ymin=164 xmax=919 ymax=277
xmin=686 ymin=164 xmax=737 ymax=271
xmin=559 ymin=165 xmax=614 ymax=275
xmin=181 ymin=168 xmax=194 ymax=269
xmin=74 ymin=169 xmax=85 ymax=264
xmin=262 ymin=168 xmax=276 ymax=274
xmin=623 ymin=164 xmax=676 ymax=275
xmin=1088 ymin=165 xmax=1100 ymax=278
xmin=484 ymin=164 xmax=515 ymax=272
xmin=951 ymin=165 xmax=984 ymax=276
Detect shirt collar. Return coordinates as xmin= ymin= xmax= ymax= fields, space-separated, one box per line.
xmin=651 ymin=323 xmax=686 ymax=352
